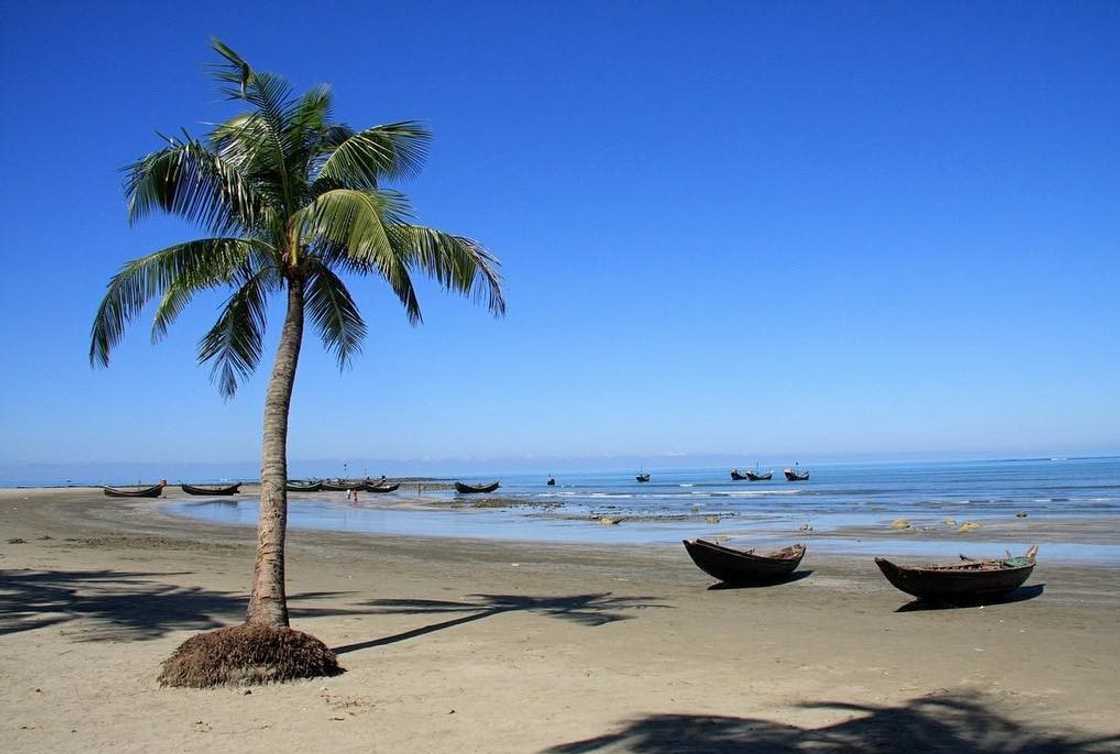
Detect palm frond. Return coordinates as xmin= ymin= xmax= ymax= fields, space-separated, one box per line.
xmin=395 ymin=226 xmax=506 ymax=317
xmin=305 ymin=262 xmax=367 ymax=367
xmin=298 ymin=188 xmax=420 ymax=320
xmin=126 ymin=137 xmax=269 ymax=236
xmin=90 ymin=238 xmax=261 ymax=366
xmin=316 ymin=121 xmax=431 ymax=189
xmin=197 ymin=270 xmax=270 ymax=398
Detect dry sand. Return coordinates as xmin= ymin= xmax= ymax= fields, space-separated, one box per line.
xmin=1 ymin=487 xmax=1117 ymax=753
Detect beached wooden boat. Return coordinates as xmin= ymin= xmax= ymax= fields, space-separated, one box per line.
xmin=180 ymin=482 xmax=241 ymax=496
xmin=321 ymin=480 xmax=361 ymax=492
xmin=103 ymin=483 xmax=164 ymax=498
xmin=746 ymin=469 xmax=773 ymax=481
xmin=286 ymin=480 xmax=324 ymax=492
xmin=875 ymin=546 xmax=1039 ymax=602
xmin=636 ymin=473 xmax=651 ymax=483
xmin=683 ymin=539 xmax=806 ymax=584
xmin=784 ymin=467 xmax=810 ymax=481
xmin=363 ymin=481 xmax=400 ymax=493
xmin=455 ymin=481 xmax=501 ymax=494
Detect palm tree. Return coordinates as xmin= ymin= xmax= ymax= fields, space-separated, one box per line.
xmin=90 ymin=41 xmax=505 ymax=635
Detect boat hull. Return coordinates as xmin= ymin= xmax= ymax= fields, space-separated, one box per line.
xmin=103 ymin=484 xmax=164 ymax=498
xmin=286 ymin=482 xmax=324 ymax=493
xmin=181 ymin=483 xmax=240 ymax=496
xmin=683 ymin=539 xmax=805 ymax=584
xmin=455 ymin=481 xmax=501 ymax=494
xmin=875 ymin=558 xmax=1036 ymax=601
xmin=746 ymin=471 xmax=772 ymax=481
xmin=363 ymin=482 xmax=400 ymax=493
xmin=783 ymin=469 xmax=810 ymax=481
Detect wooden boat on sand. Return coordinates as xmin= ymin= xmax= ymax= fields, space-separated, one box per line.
xmin=875 ymin=546 xmax=1039 ymax=602
xmin=321 ymin=480 xmax=361 ymax=492
xmin=103 ymin=483 xmax=164 ymax=498
xmin=455 ymin=481 xmax=501 ymax=494
xmin=181 ymin=482 xmax=241 ymax=496
xmin=364 ymin=481 xmax=400 ymax=493
xmin=682 ymin=539 xmax=806 ymax=584
xmin=286 ymin=481 xmax=324 ymax=492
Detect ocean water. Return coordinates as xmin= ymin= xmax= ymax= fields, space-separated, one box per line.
xmin=168 ymin=457 xmax=1120 ymax=561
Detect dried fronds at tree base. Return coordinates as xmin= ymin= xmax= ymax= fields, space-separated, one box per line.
xmin=158 ymin=623 xmax=342 ymax=688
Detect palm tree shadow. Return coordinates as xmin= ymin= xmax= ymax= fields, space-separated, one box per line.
xmin=542 ymin=691 xmax=1119 ymax=753
xmin=707 ymin=570 xmax=814 ymax=590
xmin=0 ymin=568 xmax=370 ymax=641
xmin=895 ymin=584 xmax=1045 ymax=613
xmin=333 ymin=592 xmax=666 ymax=655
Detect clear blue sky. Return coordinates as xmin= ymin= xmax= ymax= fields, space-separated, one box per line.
xmin=1 ymin=1 xmax=1117 ymax=476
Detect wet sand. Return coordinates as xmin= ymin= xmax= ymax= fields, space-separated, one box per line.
xmin=1 ymin=487 xmax=1118 ymax=753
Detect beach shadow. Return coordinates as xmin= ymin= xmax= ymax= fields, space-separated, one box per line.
xmin=333 ymin=592 xmax=666 ymax=655
xmin=0 ymin=568 xmax=373 ymax=641
xmin=541 ymin=691 xmax=1119 ymax=753
xmin=706 ymin=570 xmax=814 ymax=590
xmin=894 ymin=584 xmax=1046 ymax=613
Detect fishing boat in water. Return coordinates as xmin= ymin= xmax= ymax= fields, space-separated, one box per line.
xmin=746 ymin=469 xmax=773 ymax=481
xmin=783 ymin=466 xmax=810 ymax=481
xmin=546 ymin=477 xmax=556 ymax=486
xmin=682 ymin=539 xmax=806 ymax=584
xmin=286 ymin=480 xmax=324 ymax=492
xmin=103 ymin=483 xmax=165 ymax=498
xmin=875 ymin=546 xmax=1039 ymax=602
xmin=635 ymin=472 xmax=651 ymax=483
xmin=180 ymin=482 xmax=241 ymax=496
xmin=455 ymin=481 xmax=501 ymax=494
xmin=730 ymin=469 xmax=749 ymax=480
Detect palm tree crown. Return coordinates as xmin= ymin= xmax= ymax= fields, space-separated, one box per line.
xmin=91 ymin=39 xmax=505 ymax=395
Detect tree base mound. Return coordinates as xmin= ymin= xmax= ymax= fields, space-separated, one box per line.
xmin=158 ymin=623 xmax=342 ymax=688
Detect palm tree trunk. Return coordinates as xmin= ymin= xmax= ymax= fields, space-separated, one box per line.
xmin=246 ymin=279 xmax=304 ymax=627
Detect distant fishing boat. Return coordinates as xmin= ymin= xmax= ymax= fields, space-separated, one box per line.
xmin=364 ymin=481 xmax=400 ymax=493
xmin=103 ymin=483 xmax=164 ymax=498
xmin=746 ymin=468 xmax=773 ymax=481
xmin=635 ymin=472 xmax=651 ymax=483
xmin=455 ymin=481 xmax=501 ymax=494
xmin=286 ymin=480 xmax=323 ymax=492
xmin=682 ymin=539 xmax=806 ymax=584
xmin=784 ymin=465 xmax=810 ymax=481
xmin=875 ymin=546 xmax=1038 ymax=602
xmin=730 ymin=469 xmax=749 ymax=481
xmin=180 ymin=482 xmax=241 ymax=496
xmin=546 ymin=477 xmax=556 ymax=486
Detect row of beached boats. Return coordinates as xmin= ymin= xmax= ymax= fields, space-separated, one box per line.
xmin=101 ymin=478 xmax=503 ymax=497
xmin=681 ymin=538 xmax=1040 ymax=603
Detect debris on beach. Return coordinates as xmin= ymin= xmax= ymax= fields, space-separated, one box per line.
xmin=958 ymin=521 xmax=982 ymax=533
xmin=889 ymin=519 xmax=911 ymax=530
xmin=5 ymin=538 xmax=27 ymax=544
xmin=598 ymin=516 xmax=624 ymax=525
xmin=1016 ymin=511 xmax=1029 ymax=518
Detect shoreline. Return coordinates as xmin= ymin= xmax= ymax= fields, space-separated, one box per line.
xmin=2 ymin=487 xmax=1118 ymax=752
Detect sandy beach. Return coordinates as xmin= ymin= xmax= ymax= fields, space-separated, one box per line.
xmin=2 ymin=487 xmax=1118 ymax=753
